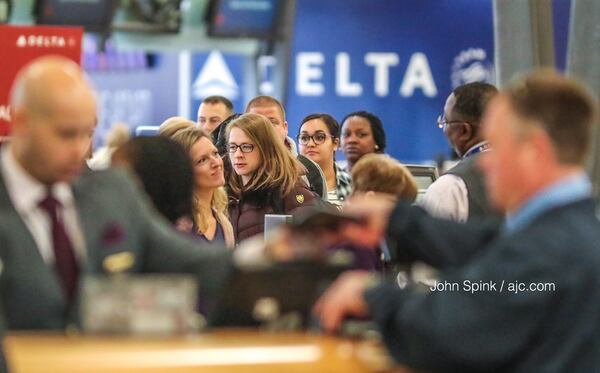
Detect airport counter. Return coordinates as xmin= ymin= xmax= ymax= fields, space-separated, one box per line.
xmin=5 ymin=329 xmax=418 ymax=372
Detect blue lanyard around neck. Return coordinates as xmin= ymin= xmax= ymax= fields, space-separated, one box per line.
xmin=463 ymin=143 xmax=490 ymax=158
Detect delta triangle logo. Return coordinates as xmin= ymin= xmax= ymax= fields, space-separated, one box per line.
xmin=191 ymin=50 xmax=239 ymax=100
xmin=17 ymin=35 xmax=26 ymax=47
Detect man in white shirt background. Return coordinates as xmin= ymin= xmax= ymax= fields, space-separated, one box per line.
xmin=197 ymin=95 xmax=234 ymax=141
xmin=420 ymin=82 xmax=500 ymax=222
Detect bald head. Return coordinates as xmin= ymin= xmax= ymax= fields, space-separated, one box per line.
xmin=10 ymin=56 xmax=97 ymax=185
xmin=11 ymin=56 xmax=95 ymax=119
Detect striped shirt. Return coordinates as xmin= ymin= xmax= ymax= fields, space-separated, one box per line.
xmin=334 ymin=162 xmax=352 ymax=201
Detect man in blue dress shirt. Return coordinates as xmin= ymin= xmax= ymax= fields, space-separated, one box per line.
xmin=315 ymin=70 xmax=600 ymax=372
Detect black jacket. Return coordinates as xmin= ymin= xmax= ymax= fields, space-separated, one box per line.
xmin=365 ymin=199 xmax=600 ymax=372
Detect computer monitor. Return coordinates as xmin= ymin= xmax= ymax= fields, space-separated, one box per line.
xmin=406 ymin=165 xmax=439 ymax=202
xmin=34 ymin=0 xmax=117 ymax=33
xmin=207 ymin=0 xmax=284 ymax=39
xmin=112 ymin=0 xmax=183 ymax=33
xmin=134 ymin=126 xmax=160 ymax=137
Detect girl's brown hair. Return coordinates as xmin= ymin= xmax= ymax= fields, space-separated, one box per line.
xmin=226 ymin=113 xmax=303 ymax=197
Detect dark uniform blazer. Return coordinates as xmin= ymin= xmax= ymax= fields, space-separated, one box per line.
xmin=0 ymin=167 xmax=232 ymax=330
xmin=365 ymin=200 xmax=600 ymax=372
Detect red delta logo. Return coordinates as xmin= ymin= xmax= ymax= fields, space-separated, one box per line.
xmin=15 ymin=34 xmax=74 ymax=48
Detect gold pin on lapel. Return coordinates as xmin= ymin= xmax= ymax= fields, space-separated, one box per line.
xmin=103 ymin=252 xmax=135 ymax=273
xmin=295 ymin=194 xmax=305 ymax=204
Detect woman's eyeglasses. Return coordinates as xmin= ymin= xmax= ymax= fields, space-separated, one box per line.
xmin=227 ymin=143 xmax=255 ymax=153
xmin=298 ymin=133 xmax=332 ymax=145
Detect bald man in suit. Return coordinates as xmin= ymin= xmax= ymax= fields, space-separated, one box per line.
xmin=0 ymin=56 xmax=232 ymax=330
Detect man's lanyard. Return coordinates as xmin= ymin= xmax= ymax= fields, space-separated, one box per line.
xmin=463 ymin=142 xmax=490 ymax=158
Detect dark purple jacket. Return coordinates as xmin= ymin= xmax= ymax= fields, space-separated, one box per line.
xmin=228 ymin=180 xmax=320 ymax=244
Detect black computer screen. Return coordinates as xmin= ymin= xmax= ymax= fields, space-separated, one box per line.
xmin=207 ymin=0 xmax=283 ymax=39
xmin=35 ymin=0 xmax=116 ymax=32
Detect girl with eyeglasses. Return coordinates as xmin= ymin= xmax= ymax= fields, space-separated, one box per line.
xmin=226 ymin=113 xmax=320 ymax=244
xmin=298 ymin=113 xmax=352 ymax=207
xmin=169 ymin=126 xmax=234 ymax=248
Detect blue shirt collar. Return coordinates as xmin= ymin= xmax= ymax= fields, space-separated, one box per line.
xmin=504 ymin=172 xmax=592 ymax=235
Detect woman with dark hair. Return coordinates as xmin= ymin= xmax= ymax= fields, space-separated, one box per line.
xmin=298 ymin=113 xmax=352 ymax=207
xmin=111 ymin=136 xmax=194 ymax=224
xmin=226 ymin=113 xmax=320 ymax=244
xmin=214 ymin=113 xmax=241 ymax=157
xmin=340 ymin=110 xmax=387 ymax=171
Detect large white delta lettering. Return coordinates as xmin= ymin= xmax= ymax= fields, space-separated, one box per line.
xmin=0 ymin=105 xmax=10 ymax=121
xmin=400 ymin=53 xmax=437 ymax=97
xmin=336 ymin=52 xmax=362 ymax=96
xmin=296 ymin=52 xmax=324 ymax=96
xmin=295 ymin=51 xmax=437 ymax=98
xmin=365 ymin=52 xmax=399 ymax=97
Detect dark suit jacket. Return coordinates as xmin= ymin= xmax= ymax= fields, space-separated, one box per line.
xmin=0 ymin=167 xmax=233 ymax=330
xmin=365 ymin=200 xmax=600 ymax=372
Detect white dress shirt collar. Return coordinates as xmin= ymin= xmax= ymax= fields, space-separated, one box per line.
xmin=1 ymin=144 xmax=74 ymax=213
xmin=1 ymin=144 xmax=85 ymax=264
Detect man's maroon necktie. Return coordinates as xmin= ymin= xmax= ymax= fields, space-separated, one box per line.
xmin=39 ymin=194 xmax=80 ymax=304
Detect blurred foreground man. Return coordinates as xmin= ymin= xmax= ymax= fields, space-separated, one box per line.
xmin=0 ymin=56 xmax=232 ymax=330
xmin=315 ymin=71 xmax=600 ymax=372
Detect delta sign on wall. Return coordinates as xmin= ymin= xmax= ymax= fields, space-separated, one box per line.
xmin=285 ymin=0 xmax=496 ymax=163
xmin=84 ymin=36 xmax=180 ymax=148
xmin=286 ymin=0 xmax=570 ymax=163
xmin=0 ymin=25 xmax=83 ymax=137
xmin=85 ymin=47 xmax=246 ymax=146
xmin=188 ymin=51 xmax=246 ymax=121
xmin=89 ymin=57 xmax=176 ymax=148
xmin=88 ymin=0 xmax=569 ymax=162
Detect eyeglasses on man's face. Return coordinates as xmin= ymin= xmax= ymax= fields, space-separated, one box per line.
xmin=227 ymin=143 xmax=255 ymax=154
xmin=436 ymin=115 xmax=465 ymax=131
xmin=298 ymin=132 xmax=332 ymax=146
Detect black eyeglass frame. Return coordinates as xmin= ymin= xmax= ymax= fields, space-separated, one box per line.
xmin=227 ymin=143 xmax=255 ymax=154
xmin=297 ymin=132 xmax=334 ymax=146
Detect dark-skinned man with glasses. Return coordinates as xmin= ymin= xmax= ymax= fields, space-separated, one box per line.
xmin=420 ymin=82 xmax=501 ymax=222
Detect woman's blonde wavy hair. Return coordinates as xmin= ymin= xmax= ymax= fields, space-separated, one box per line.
xmin=226 ymin=113 xmax=303 ymax=197
xmin=158 ymin=117 xmax=195 ymax=138
xmin=170 ymin=127 xmax=234 ymax=247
